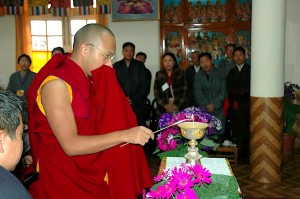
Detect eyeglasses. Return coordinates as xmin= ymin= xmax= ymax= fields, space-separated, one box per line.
xmin=86 ymin=43 xmax=114 ymax=61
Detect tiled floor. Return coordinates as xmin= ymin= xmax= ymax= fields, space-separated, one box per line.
xmin=147 ymin=152 xmax=300 ymax=199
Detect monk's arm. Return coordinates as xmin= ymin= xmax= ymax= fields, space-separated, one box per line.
xmin=41 ymin=79 xmax=154 ymax=156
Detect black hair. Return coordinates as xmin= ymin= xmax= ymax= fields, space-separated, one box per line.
xmin=18 ymin=54 xmax=32 ymax=65
xmin=162 ymin=52 xmax=179 ymax=69
xmin=233 ymin=46 xmax=246 ymax=55
xmin=136 ymin=52 xmax=147 ymax=60
xmin=122 ymin=42 xmax=135 ymax=50
xmin=199 ymin=52 xmax=212 ymax=60
xmin=0 ymin=89 xmax=23 ymax=139
xmin=52 ymin=47 xmax=65 ymax=55
xmin=225 ymin=43 xmax=236 ymax=49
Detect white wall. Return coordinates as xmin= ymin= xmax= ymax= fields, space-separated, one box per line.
xmin=285 ymin=0 xmax=300 ymax=86
xmin=0 ymin=16 xmax=16 ymax=89
xmin=107 ymin=14 xmax=160 ymax=101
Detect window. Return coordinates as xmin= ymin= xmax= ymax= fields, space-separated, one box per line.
xmin=30 ymin=15 xmax=96 ymax=73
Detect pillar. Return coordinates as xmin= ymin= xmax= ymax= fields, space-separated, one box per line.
xmin=250 ymin=0 xmax=286 ymax=183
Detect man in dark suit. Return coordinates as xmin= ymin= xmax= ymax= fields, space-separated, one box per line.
xmin=185 ymin=51 xmax=201 ymax=107
xmin=114 ymin=42 xmax=150 ymax=126
xmin=227 ymin=47 xmax=251 ymax=159
xmin=135 ymin=51 xmax=152 ymax=98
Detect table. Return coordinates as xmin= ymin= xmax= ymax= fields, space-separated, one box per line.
xmin=213 ymin=146 xmax=239 ymax=166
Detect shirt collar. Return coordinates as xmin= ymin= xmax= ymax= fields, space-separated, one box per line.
xmin=236 ymin=63 xmax=245 ymax=71
xmin=194 ymin=65 xmax=200 ymax=73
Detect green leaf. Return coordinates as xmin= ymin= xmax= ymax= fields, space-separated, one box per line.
xmin=156 ymin=147 xmax=187 ymax=159
xmin=199 ymin=138 xmax=216 ymax=147
xmin=195 ymin=174 xmax=240 ymax=199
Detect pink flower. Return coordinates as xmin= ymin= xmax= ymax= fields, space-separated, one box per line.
xmin=157 ymin=131 xmax=178 ymax=151
xmin=148 ymin=184 xmax=175 ymax=199
xmin=176 ymin=187 xmax=198 ymax=199
xmin=189 ymin=163 xmax=212 ymax=186
xmin=170 ymin=167 xmax=194 ymax=189
xmin=146 ymin=156 xmax=212 ymax=198
xmin=153 ymin=171 xmax=166 ymax=182
xmin=167 ymin=136 xmax=177 ymax=150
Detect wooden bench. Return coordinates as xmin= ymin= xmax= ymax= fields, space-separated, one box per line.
xmin=210 ymin=146 xmax=238 ymax=166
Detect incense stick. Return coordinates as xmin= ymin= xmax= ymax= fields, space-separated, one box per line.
xmin=120 ymin=118 xmax=191 ymax=147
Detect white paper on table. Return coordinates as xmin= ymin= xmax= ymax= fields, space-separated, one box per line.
xmin=165 ymin=157 xmax=232 ymax=176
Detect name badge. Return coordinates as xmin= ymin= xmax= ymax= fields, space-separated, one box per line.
xmin=16 ymin=90 xmax=24 ymax=97
xmin=162 ymin=83 xmax=169 ymax=92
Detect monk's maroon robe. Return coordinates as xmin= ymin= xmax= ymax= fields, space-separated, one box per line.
xmin=28 ymin=54 xmax=153 ymax=198
xmin=28 ymin=54 xmax=109 ymax=198
xmin=91 ymin=65 xmax=153 ymax=198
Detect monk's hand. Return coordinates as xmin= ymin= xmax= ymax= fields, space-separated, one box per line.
xmin=121 ymin=126 xmax=154 ymax=146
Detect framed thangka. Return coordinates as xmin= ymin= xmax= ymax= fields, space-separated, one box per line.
xmin=187 ymin=0 xmax=228 ymax=24
xmin=111 ymin=0 xmax=159 ymax=21
xmin=187 ymin=30 xmax=232 ymax=66
xmin=235 ymin=0 xmax=252 ymax=22
xmin=163 ymin=29 xmax=184 ymax=68
xmin=162 ymin=0 xmax=182 ymax=24
xmin=235 ymin=29 xmax=251 ymax=64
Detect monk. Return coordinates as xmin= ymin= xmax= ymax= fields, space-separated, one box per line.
xmin=27 ymin=24 xmax=154 ymax=198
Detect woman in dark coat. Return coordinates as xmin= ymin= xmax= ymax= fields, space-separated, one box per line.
xmin=154 ymin=52 xmax=187 ymax=116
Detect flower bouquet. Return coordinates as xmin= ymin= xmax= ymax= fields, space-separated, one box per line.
xmin=145 ymin=163 xmax=212 ymax=198
xmin=144 ymin=162 xmax=240 ymax=199
xmin=154 ymin=106 xmax=222 ymax=159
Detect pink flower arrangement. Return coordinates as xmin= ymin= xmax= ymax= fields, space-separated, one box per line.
xmin=145 ymin=163 xmax=212 ymax=199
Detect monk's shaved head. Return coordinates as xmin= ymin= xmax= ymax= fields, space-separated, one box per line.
xmin=73 ymin=23 xmax=115 ymax=51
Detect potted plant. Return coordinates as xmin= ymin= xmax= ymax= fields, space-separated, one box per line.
xmin=283 ymin=82 xmax=300 ymax=156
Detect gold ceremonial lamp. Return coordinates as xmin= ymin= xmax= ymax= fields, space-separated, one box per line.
xmin=178 ymin=121 xmax=208 ymax=165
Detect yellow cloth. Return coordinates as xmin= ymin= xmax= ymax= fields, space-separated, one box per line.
xmin=36 ymin=75 xmax=73 ymax=115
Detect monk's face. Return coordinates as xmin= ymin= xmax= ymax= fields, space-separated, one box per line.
xmin=87 ymin=33 xmax=116 ymax=72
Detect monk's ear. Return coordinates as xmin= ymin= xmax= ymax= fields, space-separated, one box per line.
xmin=80 ymin=44 xmax=89 ymax=58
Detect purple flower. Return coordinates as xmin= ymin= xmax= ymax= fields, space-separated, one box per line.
xmin=203 ymin=146 xmax=212 ymax=151
xmin=158 ymin=112 xmax=175 ymax=129
xmin=155 ymin=106 xmax=222 ymax=153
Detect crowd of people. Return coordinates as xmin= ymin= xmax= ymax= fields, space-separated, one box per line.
xmin=2 ymin=23 xmax=251 ymax=198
